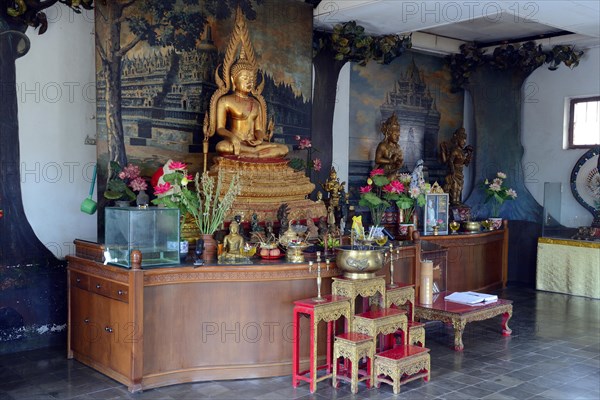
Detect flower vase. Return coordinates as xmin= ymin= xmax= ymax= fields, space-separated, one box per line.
xmin=398 ymin=223 xmax=415 ymax=237
xmin=136 ymin=190 xmax=149 ymax=207
xmin=201 ymin=234 xmax=218 ymax=262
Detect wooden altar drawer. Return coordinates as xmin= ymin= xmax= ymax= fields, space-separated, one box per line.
xmin=71 ymin=271 xmax=89 ymax=291
xmin=88 ymin=277 xmax=129 ymax=303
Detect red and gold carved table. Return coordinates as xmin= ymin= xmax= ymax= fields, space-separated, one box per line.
xmin=353 ymin=308 xmax=408 ymax=352
xmin=414 ymin=291 xmax=512 ymax=351
xmin=292 ymin=295 xmax=352 ymax=393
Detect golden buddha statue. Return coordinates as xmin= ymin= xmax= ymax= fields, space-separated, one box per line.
xmin=213 ymin=56 xmax=288 ymax=158
xmin=375 ymin=113 xmax=404 ymax=179
xmin=202 ymin=7 xmax=325 ymax=222
xmin=220 ymin=220 xmax=246 ymax=261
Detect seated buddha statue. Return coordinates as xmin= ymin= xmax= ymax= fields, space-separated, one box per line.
xmin=200 ymin=7 xmax=325 ymax=223
xmin=220 ymin=220 xmax=246 ymax=261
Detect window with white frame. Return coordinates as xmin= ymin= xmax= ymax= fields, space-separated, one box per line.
xmin=568 ymin=96 xmax=600 ymax=148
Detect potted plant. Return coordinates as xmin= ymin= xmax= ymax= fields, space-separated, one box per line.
xmin=359 ymin=169 xmax=403 ymax=238
xmin=482 ymin=171 xmax=517 ymax=229
xmin=152 ymin=161 xmax=241 ymax=261
xmin=395 ymin=172 xmax=428 ymax=233
xmin=103 ymin=161 xmax=147 ymax=206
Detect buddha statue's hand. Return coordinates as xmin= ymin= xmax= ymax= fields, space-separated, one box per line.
xmin=244 ymin=138 xmax=263 ymax=146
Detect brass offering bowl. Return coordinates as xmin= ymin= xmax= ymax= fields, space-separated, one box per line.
xmin=335 ymin=245 xmax=386 ymax=279
xmin=462 ymin=221 xmax=481 ymax=233
xmin=285 ymin=243 xmax=310 ymax=263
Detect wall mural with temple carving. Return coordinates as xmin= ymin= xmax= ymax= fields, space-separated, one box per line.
xmin=348 ymin=51 xmax=464 ymax=201
xmin=93 ymin=1 xmax=312 ymax=183
xmin=93 ymin=1 xmax=313 ymax=235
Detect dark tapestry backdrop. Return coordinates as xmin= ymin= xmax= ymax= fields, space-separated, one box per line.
xmin=348 ymin=51 xmax=464 ymax=201
xmin=94 ymin=0 xmax=313 ymax=194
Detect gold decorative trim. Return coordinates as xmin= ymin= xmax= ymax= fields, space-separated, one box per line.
xmin=409 ymin=326 xmax=425 ymax=346
xmin=385 ymin=287 xmax=415 ymax=308
xmin=538 ymin=237 xmax=600 ymax=249
xmin=144 ymin=267 xmax=340 ymax=285
xmin=374 ymin=353 xmax=430 ymax=395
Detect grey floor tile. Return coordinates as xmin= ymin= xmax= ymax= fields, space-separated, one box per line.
xmin=0 ymin=288 xmax=598 ymax=400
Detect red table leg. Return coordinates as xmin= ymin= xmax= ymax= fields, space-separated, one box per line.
xmin=292 ymin=308 xmax=300 ymax=387
xmin=309 ymin=312 xmax=316 ymax=393
xmin=502 ymin=311 xmax=512 ymax=336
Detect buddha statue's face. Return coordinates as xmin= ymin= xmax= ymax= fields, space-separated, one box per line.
xmin=233 ymin=70 xmax=255 ymax=93
xmin=389 ymin=123 xmax=400 ymax=141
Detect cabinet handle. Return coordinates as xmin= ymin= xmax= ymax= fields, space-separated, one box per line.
xmin=84 ymin=318 xmax=89 ymax=324
xmin=96 ymin=284 xmax=101 ymax=289
xmin=117 ymin=290 xmax=124 ymax=295
xmin=105 ymin=327 xmax=113 ymax=333
xmin=76 ymin=278 xmax=81 ymax=283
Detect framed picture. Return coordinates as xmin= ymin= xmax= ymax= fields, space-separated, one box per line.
xmin=423 ymin=194 xmax=449 ymax=235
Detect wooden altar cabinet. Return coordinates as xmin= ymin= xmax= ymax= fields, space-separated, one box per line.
xmin=420 ymin=224 xmax=508 ymax=293
xmin=67 ymin=240 xmax=420 ymax=392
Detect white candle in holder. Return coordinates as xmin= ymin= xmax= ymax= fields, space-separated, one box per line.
xmin=420 ymin=259 xmax=434 ymax=305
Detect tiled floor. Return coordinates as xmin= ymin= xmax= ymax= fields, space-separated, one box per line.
xmin=1 ymin=287 xmax=599 ymax=399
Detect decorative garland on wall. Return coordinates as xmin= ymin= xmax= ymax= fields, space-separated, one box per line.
xmin=446 ymin=41 xmax=584 ymax=91
xmin=314 ymin=21 xmax=412 ymax=66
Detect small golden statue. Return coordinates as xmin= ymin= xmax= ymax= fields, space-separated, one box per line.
xmin=322 ymin=166 xmax=345 ymax=209
xmin=220 ymin=220 xmax=246 ymax=261
xmin=440 ymin=127 xmax=474 ymax=206
xmin=375 ymin=113 xmax=404 ymax=179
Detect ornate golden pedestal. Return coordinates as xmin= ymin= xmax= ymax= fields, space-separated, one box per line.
xmin=210 ymin=156 xmax=326 ymax=221
xmin=374 ymin=345 xmax=431 ymax=395
xmin=332 ymin=332 xmax=375 ymax=394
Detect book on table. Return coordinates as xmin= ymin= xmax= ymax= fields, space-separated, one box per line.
xmin=444 ymin=291 xmax=498 ymax=305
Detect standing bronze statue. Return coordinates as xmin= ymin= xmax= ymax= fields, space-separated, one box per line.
xmin=375 ymin=113 xmax=404 ymax=179
xmin=440 ymin=128 xmax=474 ymax=206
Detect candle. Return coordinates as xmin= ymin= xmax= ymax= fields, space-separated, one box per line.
xmin=420 ymin=259 xmax=434 ymax=305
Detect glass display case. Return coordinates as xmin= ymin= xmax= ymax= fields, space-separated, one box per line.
xmin=542 ymin=182 xmax=580 ymax=239
xmin=104 ymin=207 xmax=180 ymax=268
xmin=421 ymin=241 xmax=448 ymax=293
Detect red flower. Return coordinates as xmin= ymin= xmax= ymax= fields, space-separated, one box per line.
xmin=298 ymin=138 xmax=312 ymax=149
xmin=312 ymin=158 xmax=322 ymax=172
xmin=385 ymin=180 xmax=404 ymax=194
xmin=0 ymin=210 xmax=3 ymax=218
xmin=359 ymin=185 xmax=372 ymax=194
xmin=169 ymin=161 xmax=187 ymax=170
xmin=154 ymin=182 xmax=172 ymax=195
xmin=370 ymin=169 xmax=385 ymax=177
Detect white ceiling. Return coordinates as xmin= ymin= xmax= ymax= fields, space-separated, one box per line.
xmin=314 ymin=0 xmax=600 ymax=53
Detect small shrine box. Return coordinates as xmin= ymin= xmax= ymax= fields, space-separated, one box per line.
xmin=104 ymin=207 xmax=180 ymax=268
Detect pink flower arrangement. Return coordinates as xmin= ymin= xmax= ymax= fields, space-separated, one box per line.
xmin=103 ymin=161 xmax=147 ymax=201
xmin=359 ymin=169 xmax=406 ymax=226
